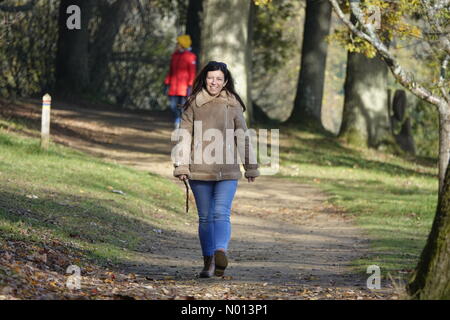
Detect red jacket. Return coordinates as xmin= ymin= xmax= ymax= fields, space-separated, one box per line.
xmin=164 ymin=49 xmax=197 ymax=96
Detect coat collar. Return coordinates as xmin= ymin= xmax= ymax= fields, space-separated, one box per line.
xmin=195 ymin=88 xmax=241 ymax=108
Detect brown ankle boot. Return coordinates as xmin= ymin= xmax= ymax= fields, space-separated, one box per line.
xmin=199 ymin=256 xmax=215 ymax=278
xmin=214 ymin=250 xmax=228 ymax=277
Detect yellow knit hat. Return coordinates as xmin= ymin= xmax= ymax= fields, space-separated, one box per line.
xmin=177 ymin=35 xmax=192 ymax=49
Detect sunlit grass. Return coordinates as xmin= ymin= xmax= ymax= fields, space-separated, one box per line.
xmin=0 ymin=114 xmax=439 ymax=284
xmin=277 ymin=127 xmax=437 ymax=280
xmin=0 ymin=127 xmax=192 ymax=265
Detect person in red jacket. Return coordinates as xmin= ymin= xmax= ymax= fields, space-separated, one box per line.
xmin=164 ymin=35 xmax=197 ymax=128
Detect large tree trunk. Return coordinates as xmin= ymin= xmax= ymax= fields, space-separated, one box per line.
xmin=285 ymin=0 xmax=331 ymax=128
xmin=246 ymin=0 xmax=255 ymax=125
xmin=186 ymin=0 xmax=203 ymax=60
xmin=201 ymin=0 xmax=253 ymax=124
xmin=89 ymin=0 xmax=131 ymax=93
xmin=389 ymin=89 xmax=416 ymax=155
xmin=55 ymin=0 xmax=95 ymax=96
xmin=407 ymin=110 xmax=450 ymax=299
xmin=338 ymin=50 xmax=391 ymax=147
xmin=327 ymin=0 xmax=450 ymax=299
xmin=438 ymin=110 xmax=450 ymax=194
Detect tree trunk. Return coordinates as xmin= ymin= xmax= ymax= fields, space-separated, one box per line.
xmin=246 ymin=0 xmax=256 ymax=124
xmin=186 ymin=0 xmax=203 ymax=60
xmin=390 ymin=89 xmax=416 ymax=155
xmin=407 ymin=109 xmax=450 ymax=299
xmin=438 ymin=110 xmax=450 ymax=194
xmin=285 ymin=0 xmax=332 ymax=128
xmin=394 ymin=118 xmax=416 ymax=154
xmin=55 ymin=0 xmax=95 ymax=96
xmin=89 ymin=0 xmax=131 ymax=93
xmin=201 ymin=0 xmax=253 ymax=124
xmin=338 ymin=50 xmax=391 ymax=147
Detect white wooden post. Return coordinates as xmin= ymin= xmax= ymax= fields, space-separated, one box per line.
xmin=41 ymin=94 xmax=51 ymax=150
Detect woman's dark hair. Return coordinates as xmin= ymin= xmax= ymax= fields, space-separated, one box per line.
xmin=183 ymin=61 xmax=246 ymax=112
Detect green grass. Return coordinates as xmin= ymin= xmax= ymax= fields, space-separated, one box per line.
xmin=276 ymin=128 xmax=437 ymax=280
xmin=0 ymin=123 xmax=191 ymax=266
xmin=0 ymin=112 xmax=438 ymax=284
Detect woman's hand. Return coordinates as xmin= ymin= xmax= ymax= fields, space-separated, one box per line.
xmin=247 ymin=177 xmax=256 ymax=183
xmin=178 ymin=174 xmax=188 ymax=181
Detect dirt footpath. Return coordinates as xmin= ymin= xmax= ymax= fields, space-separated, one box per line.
xmin=4 ymin=100 xmax=396 ymax=299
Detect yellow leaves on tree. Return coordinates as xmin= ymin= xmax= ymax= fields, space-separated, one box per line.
xmin=253 ymin=0 xmax=272 ymax=7
xmin=328 ymin=30 xmax=378 ymax=58
xmin=329 ymin=0 xmax=426 ymax=58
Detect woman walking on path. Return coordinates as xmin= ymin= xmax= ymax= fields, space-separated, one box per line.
xmin=172 ymin=61 xmax=259 ymax=278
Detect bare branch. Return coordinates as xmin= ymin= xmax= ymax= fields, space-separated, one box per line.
xmin=330 ymin=0 xmax=445 ymax=109
xmin=424 ymin=31 xmax=450 ymax=36
xmin=420 ymin=0 xmax=450 ymax=56
xmin=439 ymin=55 xmax=450 ymax=102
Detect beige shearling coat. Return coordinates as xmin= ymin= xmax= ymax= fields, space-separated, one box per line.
xmin=172 ymin=88 xmax=260 ymax=181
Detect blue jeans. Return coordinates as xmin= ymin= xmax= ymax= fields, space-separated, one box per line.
xmin=188 ymin=179 xmax=238 ymax=257
xmin=169 ymin=96 xmax=186 ymax=127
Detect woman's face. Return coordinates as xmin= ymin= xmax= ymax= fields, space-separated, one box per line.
xmin=205 ymin=70 xmax=226 ymax=96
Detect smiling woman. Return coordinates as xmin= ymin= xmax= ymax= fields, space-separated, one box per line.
xmin=172 ymin=61 xmax=259 ymax=278
xmin=184 ymin=61 xmax=243 ymax=111
xmin=206 ymin=69 xmax=227 ymax=96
